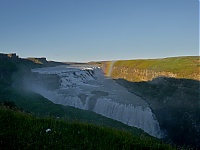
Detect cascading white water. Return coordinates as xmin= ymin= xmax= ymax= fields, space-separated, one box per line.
xmin=31 ymin=65 xmax=163 ymax=138
xmin=93 ymin=98 xmax=161 ymax=137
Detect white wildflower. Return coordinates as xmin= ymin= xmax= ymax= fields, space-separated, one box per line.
xmin=46 ymin=128 xmax=51 ymax=133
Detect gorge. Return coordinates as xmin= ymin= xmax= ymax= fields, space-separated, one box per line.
xmin=0 ymin=53 xmax=199 ymax=148
xmin=29 ymin=65 xmax=163 ymax=138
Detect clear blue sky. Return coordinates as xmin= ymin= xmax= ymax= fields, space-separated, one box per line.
xmin=0 ymin=0 xmax=199 ymax=62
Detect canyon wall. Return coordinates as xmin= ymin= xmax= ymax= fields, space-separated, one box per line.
xmin=101 ymin=56 xmax=200 ymax=81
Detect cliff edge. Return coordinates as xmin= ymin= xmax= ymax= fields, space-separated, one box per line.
xmin=101 ymin=56 xmax=200 ymax=81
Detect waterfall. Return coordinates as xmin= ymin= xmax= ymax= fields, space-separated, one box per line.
xmin=31 ymin=65 xmax=163 ymax=138
xmin=93 ymin=98 xmax=162 ymax=138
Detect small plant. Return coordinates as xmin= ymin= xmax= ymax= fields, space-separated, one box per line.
xmin=0 ymin=100 xmax=17 ymax=109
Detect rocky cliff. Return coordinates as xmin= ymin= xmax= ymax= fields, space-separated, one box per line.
xmin=0 ymin=53 xmax=65 ymax=88
xmin=102 ymin=56 xmax=200 ymax=81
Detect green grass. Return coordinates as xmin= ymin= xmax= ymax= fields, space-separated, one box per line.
xmin=0 ymin=106 xmax=174 ymax=150
xmin=101 ymin=56 xmax=200 ymax=81
xmin=114 ymin=56 xmax=199 ymax=72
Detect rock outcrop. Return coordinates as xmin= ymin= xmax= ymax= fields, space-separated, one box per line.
xmin=0 ymin=53 xmax=19 ymax=62
xmin=110 ymin=67 xmax=199 ymax=81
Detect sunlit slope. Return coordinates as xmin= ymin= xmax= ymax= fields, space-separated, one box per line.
xmin=102 ymin=56 xmax=200 ymax=81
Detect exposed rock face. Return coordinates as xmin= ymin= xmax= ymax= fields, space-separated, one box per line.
xmin=101 ymin=60 xmax=200 ymax=82
xmin=0 ymin=54 xmax=18 ymax=80
xmin=110 ymin=67 xmax=199 ymax=81
xmin=7 ymin=53 xmax=18 ymax=58
xmin=112 ymin=67 xmax=178 ymax=81
xmin=0 ymin=53 xmax=19 ymax=62
xmin=0 ymin=53 xmax=65 ymax=86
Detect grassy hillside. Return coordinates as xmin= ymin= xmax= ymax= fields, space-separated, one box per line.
xmin=0 ymin=86 xmax=150 ymax=136
xmin=102 ymin=56 xmax=200 ymax=81
xmin=0 ymin=106 xmax=174 ymax=150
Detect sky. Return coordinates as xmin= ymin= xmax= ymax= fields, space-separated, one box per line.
xmin=0 ymin=0 xmax=199 ymax=62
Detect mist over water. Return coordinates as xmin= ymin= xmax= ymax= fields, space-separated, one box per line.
xmin=31 ymin=65 xmax=163 ymax=138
